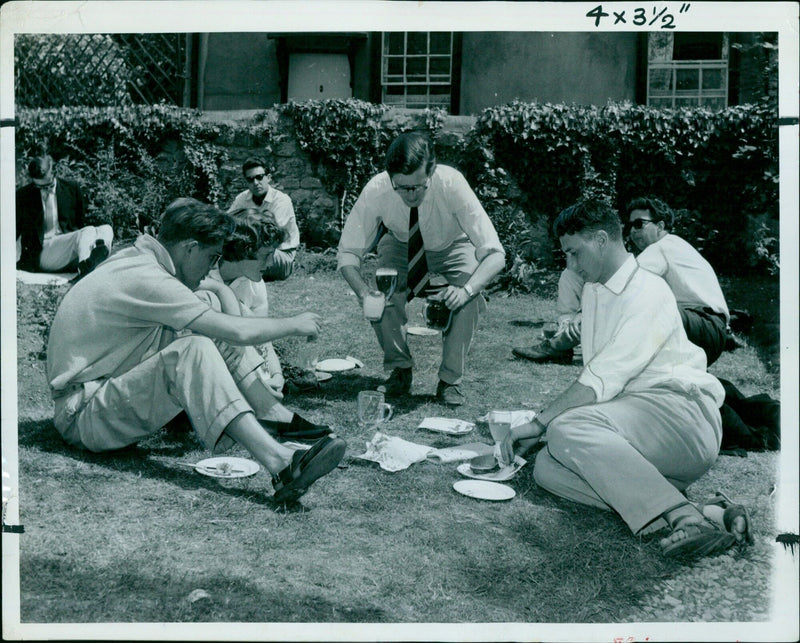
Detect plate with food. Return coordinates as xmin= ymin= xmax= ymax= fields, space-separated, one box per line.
xmin=192 ymin=457 xmax=260 ymax=478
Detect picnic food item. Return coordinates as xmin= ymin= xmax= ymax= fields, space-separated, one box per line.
xmin=469 ymin=453 xmax=500 ymax=473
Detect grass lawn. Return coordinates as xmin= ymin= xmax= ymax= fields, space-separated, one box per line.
xmin=9 ymin=253 xmax=791 ymax=636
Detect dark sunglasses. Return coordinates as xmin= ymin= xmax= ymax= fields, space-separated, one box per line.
xmin=246 ymin=173 xmax=267 ymax=183
xmin=627 ymin=218 xmax=653 ymax=230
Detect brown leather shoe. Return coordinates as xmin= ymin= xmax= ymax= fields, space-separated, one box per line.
xmin=512 ymin=340 xmax=573 ymax=364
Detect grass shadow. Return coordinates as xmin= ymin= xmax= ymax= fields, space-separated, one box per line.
xmin=20 ymin=554 xmax=389 ymax=623
xmin=16 ymin=417 xmax=311 ymax=513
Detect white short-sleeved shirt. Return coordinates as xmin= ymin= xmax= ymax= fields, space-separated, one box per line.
xmin=46 ymin=234 xmax=211 ymax=392
xmin=636 ymin=233 xmax=729 ymax=322
xmin=228 ymin=186 xmax=300 ymax=253
xmin=577 ymin=255 xmax=724 ymax=406
xmin=337 ymin=164 xmax=504 ymax=269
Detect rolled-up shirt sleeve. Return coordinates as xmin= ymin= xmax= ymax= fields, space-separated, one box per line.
xmin=449 ymin=171 xmax=505 ymax=262
xmin=337 ymin=179 xmax=383 ymax=270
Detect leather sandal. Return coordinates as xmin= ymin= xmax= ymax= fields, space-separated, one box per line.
xmin=272 ymin=435 xmax=346 ymax=504
xmin=661 ymin=514 xmax=737 ymax=560
xmin=698 ymin=491 xmax=754 ymax=547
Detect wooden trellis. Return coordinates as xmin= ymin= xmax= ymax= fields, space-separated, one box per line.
xmin=14 ymin=33 xmax=191 ymax=109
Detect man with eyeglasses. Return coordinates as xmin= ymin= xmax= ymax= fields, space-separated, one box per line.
xmin=513 ymin=196 xmax=732 ymax=367
xmin=337 ymin=132 xmax=506 ymax=405
xmin=47 ymin=198 xmax=345 ymax=505
xmin=16 ymin=154 xmax=114 ymax=278
xmin=228 ymin=157 xmax=300 ymax=282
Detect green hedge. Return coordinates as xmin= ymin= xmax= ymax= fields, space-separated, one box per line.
xmin=462 ymin=101 xmax=779 ymax=279
xmin=15 ymin=100 xmax=778 ymax=280
xmin=16 ymin=104 xmax=228 ymax=239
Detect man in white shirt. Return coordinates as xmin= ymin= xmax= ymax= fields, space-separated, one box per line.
xmin=500 ymin=199 xmax=749 ymax=559
xmin=228 ymin=157 xmax=301 ymax=281
xmin=337 ymin=132 xmax=506 ymax=406
xmin=513 ymin=197 xmax=731 ymax=366
xmin=47 ymin=198 xmax=344 ymax=505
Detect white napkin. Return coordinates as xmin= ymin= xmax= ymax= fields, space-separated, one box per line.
xmin=426 ymin=442 xmax=494 ymax=463
xmin=356 ymin=432 xmax=434 ymax=472
xmin=477 ymin=409 xmax=538 ymax=427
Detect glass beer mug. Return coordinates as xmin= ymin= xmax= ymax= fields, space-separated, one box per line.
xmin=375 ymin=267 xmax=398 ymax=300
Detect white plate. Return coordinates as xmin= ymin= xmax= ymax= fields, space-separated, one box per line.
xmin=194 ymin=457 xmax=260 ymax=478
xmin=456 ymin=456 xmax=526 ymax=482
xmin=417 ymin=417 xmax=475 ymax=435
xmin=453 ymin=480 xmax=516 ymax=501
xmin=407 ymin=326 xmax=439 ymax=336
xmin=315 ymin=358 xmax=358 ymax=372
xmin=315 ymin=371 xmax=333 ymax=382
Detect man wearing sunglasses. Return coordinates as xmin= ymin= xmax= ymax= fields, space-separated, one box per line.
xmin=514 ymin=196 xmax=731 ymax=367
xmin=337 ymin=132 xmax=506 ymax=405
xmin=228 ymin=157 xmax=300 ymax=282
xmin=47 ymin=198 xmax=345 ymax=505
xmin=16 ymin=154 xmax=114 ymax=278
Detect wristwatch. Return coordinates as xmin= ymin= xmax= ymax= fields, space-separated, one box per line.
xmin=463 ymin=283 xmax=474 ymax=298
xmin=533 ymin=417 xmax=547 ymax=434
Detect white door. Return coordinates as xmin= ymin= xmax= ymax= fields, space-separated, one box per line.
xmin=287 ymin=53 xmax=352 ymax=101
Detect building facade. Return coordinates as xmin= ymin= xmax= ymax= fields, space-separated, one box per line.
xmin=194 ymin=31 xmax=773 ymax=114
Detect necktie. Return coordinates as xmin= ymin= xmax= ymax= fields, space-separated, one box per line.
xmin=42 ymin=187 xmax=59 ymax=238
xmin=406 ymin=206 xmax=429 ymax=301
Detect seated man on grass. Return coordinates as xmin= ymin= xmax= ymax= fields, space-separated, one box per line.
xmin=513 ymin=196 xmax=779 ymax=452
xmin=513 ymin=196 xmax=731 ymax=366
xmin=228 ymin=157 xmax=300 ymax=282
xmin=46 ymin=198 xmax=345 ymax=505
xmin=500 ymin=199 xmax=751 ymax=559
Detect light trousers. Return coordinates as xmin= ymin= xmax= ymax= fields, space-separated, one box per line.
xmin=533 ymin=387 xmax=721 ymax=534
xmin=373 ymin=234 xmax=485 ymax=385
xmin=53 ymin=335 xmax=280 ymax=453
xmin=39 ymin=225 xmax=114 ymax=271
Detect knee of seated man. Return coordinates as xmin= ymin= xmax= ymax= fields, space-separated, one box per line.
xmin=169 ymin=334 xmax=221 ymax=363
xmin=544 ymin=407 xmax=599 ymax=456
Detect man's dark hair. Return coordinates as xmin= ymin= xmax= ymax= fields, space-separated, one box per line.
xmin=241 ymin=157 xmax=273 ymax=176
xmin=222 ymin=208 xmax=286 ymax=261
xmin=385 ymin=132 xmax=436 ymax=177
xmin=157 ymin=198 xmax=234 ymax=247
xmin=28 ymin=155 xmax=54 ymax=180
xmin=553 ymin=199 xmax=623 ymax=241
xmin=625 ymin=196 xmax=674 ymax=229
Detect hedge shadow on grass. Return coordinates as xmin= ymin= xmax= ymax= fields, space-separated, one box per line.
xmin=20 ymin=554 xmax=389 ymax=623
xmin=16 ymin=418 xmax=310 ymax=512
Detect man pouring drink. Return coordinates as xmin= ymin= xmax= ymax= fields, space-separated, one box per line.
xmin=337 ymin=132 xmax=506 ymax=406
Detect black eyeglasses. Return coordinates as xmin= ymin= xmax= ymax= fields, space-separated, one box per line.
xmin=627 ymin=218 xmax=653 ymax=230
xmin=392 ymin=178 xmax=430 ymax=194
xmin=246 ymin=173 xmax=267 ymax=183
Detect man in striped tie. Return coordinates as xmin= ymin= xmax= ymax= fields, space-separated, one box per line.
xmin=338 ymin=133 xmax=506 ymax=405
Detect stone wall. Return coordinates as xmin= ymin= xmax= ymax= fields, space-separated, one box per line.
xmin=202 ymin=109 xmax=476 ymax=248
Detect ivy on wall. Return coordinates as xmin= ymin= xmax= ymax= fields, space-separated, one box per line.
xmin=15 ymin=99 xmax=777 ymax=280
xmin=16 ymin=104 xmax=228 ymax=239
xmin=280 ymin=99 xmax=446 ymax=217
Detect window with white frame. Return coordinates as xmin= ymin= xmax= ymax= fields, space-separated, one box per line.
xmin=381 ymin=32 xmax=453 ymax=110
xmin=647 ymin=33 xmax=728 ymax=109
